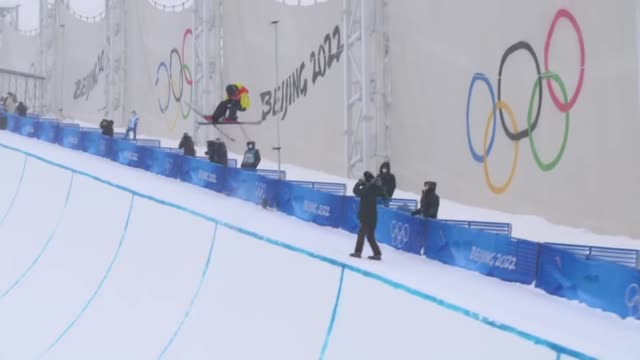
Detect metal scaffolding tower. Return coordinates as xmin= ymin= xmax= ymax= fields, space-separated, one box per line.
xmin=105 ymin=0 xmax=126 ymax=124
xmin=192 ymin=0 xmax=222 ymax=145
xmin=39 ymin=0 xmax=54 ymax=114
xmin=343 ymin=0 xmax=391 ymax=179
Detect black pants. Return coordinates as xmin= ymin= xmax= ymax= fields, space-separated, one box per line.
xmin=212 ymin=99 xmax=244 ymax=122
xmin=354 ymin=222 xmax=382 ymax=256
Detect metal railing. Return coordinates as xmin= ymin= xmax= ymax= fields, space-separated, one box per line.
xmin=547 ymin=242 xmax=639 ymax=269
xmin=148 ymin=0 xmax=192 ymax=12
xmin=0 ymin=68 xmax=45 ymax=114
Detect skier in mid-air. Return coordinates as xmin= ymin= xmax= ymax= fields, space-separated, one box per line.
xmin=204 ymin=83 xmax=251 ymax=124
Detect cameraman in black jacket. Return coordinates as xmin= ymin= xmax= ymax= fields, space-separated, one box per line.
xmin=350 ymin=171 xmax=386 ymax=260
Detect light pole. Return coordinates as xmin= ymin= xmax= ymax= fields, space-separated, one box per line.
xmin=271 ymin=19 xmax=282 ymax=180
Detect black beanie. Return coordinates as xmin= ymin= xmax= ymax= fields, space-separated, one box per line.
xmin=363 ymin=171 xmax=374 ymax=182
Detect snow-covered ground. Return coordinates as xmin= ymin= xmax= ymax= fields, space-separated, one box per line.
xmin=0 ymin=128 xmax=638 ymax=359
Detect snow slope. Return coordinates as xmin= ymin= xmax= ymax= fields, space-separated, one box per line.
xmin=0 ymin=131 xmax=638 ymax=359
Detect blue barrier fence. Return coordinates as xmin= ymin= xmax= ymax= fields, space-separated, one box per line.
xmin=439 ymin=219 xmax=512 ymax=236
xmin=425 ymin=220 xmax=539 ymax=284
xmin=545 ymin=242 xmax=639 ymax=269
xmin=388 ymin=198 xmax=418 ymax=213
xmin=536 ymin=244 xmax=640 ymax=320
xmin=134 ymin=138 xmax=162 ymax=148
xmin=289 ymin=180 xmax=346 ymax=196
xmin=196 ymin=156 xmax=238 ymax=168
xmin=5 ymin=113 xmax=639 ymax=322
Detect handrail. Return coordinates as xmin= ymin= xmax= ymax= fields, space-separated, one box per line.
xmin=69 ymin=9 xmax=106 ymax=23
xmin=0 ymin=68 xmax=45 ymax=80
xmin=148 ymin=0 xmax=192 ymax=12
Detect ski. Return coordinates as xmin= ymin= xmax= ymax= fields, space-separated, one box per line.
xmin=186 ymin=102 xmax=265 ymax=126
xmin=201 ymin=120 xmax=235 ymax=142
xmin=195 ymin=120 xmax=264 ymax=126
xmin=185 ymin=103 xmax=236 ymax=142
xmin=214 ymin=120 xmax=265 ymax=125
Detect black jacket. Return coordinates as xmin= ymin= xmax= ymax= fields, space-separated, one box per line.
xmin=16 ymin=102 xmax=27 ymax=117
xmin=179 ymin=135 xmax=196 ymax=157
xmin=377 ymin=162 xmax=396 ymax=199
xmin=241 ymin=142 xmax=261 ymax=169
xmin=100 ymin=119 xmax=114 ymax=137
xmin=412 ymin=188 xmax=440 ymax=219
xmin=353 ymin=180 xmax=385 ymax=226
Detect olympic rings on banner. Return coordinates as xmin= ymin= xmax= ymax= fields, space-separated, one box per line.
xmin=154 ymin=28 xmax=193 ymax=121
xmin=465 ymin=8 xmax=585 ymax=194
xmin=155 ymin=62 xmax=170 ymax=113
xmin=169 ymin=49 xmax=184 ymax=103
xmin=544 ymin=9 xmax=585 ymax=113
xmin=179 ymin=64 xmax=193 ymax=119
xmin=182 ymin=28 xmax=193 ymax=86
xmin=466 ymin=73 xmax=496 ymax=162
xmin=497 ymin=41 xmax=542 ymax=141
xmin=483 ymin=101 xmax=519 ymax=195
xmin=528 ymin=72 xmax=570 ymax=172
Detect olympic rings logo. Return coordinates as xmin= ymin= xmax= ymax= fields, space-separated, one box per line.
xmin=465 ymin=9 xmax=585 ymax=194
xmin=625 ymin=283 xmax=640 ymax=319
xmin=390 ymin=220 xmax=410 ymax=248
xmin=155 ymin=28 xmax=193 ymax=128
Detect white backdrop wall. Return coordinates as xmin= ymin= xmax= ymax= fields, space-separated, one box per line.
xmin=60 ymin=8 xmax=107 ymax=123
xmin=221 ymin=0 xmax=345 ymax=174
xmin=5 ymin=0 xmax=640 ymax=238
xmin=0 ymin=27 xmax=40 ymax=109
xmin=124 ymin=1 xmax=193 ymax=137
xmin=387 ymin=0 xmax=640 ymax=238
xmin=0 ymin=27 xmax=39 ymax=74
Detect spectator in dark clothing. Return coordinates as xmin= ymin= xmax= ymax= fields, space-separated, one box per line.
xmin=205 ymin=139 xmax=228 ymax=166
xmin=241 ymin=141 xmax=261 ymax=169
xmin=377 ymin=161 xmax=396 ymax=200
xmin=16 ymin=101 xmax=27 ymax=116
xmin=350 ymin=171 xmax=385 ymax=260
xmin=412 ymin=181 xmax=440 ymax=219
xmin=100 ymin=119 xmax=114 ymax=137
xmin=179 ymin=132 xmax=196 ymax=157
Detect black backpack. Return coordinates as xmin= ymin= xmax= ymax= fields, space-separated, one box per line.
xmin=206 ymin=139 xmax=228 ymax=166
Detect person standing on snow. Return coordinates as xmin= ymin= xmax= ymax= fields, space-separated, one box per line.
xmin=100 ymin=119 xmax=115 ymax=137
xmin=376 ymin=161 xmax=397 ymax=201
xmin=350 ymin=171 xmax=385 ymax=261
xmin=412 ymin=181 xmax=440 ymax=219
xmin=179 ymin=132 xmax=196 ymax=157
xmin=241 ymin=141 xmax=261 ymax=169
xmin=124 ymin=110 xmax=139 ymax=140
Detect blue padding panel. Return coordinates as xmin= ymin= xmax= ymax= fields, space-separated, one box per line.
xmin=536 ymin=244 xmax=640 ymax=320
xmin=375 ymin=206 xmax=427 ymax=255
xmin=81 ymin=131 xmax=112 ymax=158
xmin=278 ymin=181 xmax=344 ymax=228
xmin=425 ymin=220 xmax=538 ymax=284
xmin=179 ymin=156 xmax=226 ymax=193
